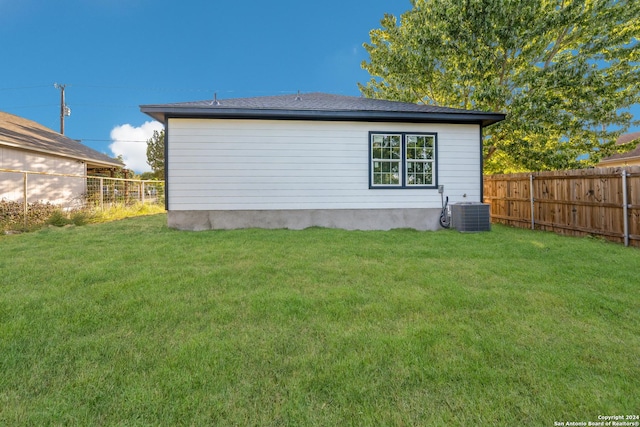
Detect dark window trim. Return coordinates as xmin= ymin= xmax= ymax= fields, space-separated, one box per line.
xmin=368 ymin=131 xmax=438 ymax=189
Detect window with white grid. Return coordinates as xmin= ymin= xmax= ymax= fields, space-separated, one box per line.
xmin=369 ymin=132 xmax=437 ymax=188
xmin=406 ymin=134 xmax=435 ymax=186
xmin=371 ymin=134 xmax=402 ymax=186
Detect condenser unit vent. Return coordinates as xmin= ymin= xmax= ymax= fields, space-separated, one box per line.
xmin=451 ymin=203 xmax=491 ymax=232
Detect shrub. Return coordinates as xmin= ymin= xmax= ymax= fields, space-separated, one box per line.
xmin=46 ymin=210 xmax=73 ymax=227
xmin=1 ymin=198 xmax=164 ymax=234
xmin=1 ymin=200 xmax=59 ymax=232
xmin=70 ymin=210 xmax=94 ymax=226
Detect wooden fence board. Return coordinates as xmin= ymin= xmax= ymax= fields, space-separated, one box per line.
xmin=484 ymin=166 xmax=640 ymax=248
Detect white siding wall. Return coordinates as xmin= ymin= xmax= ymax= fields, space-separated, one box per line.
xmin=167 ymin=119 xmax=481 ymax=211
xmin=0 ymin=146 xmax=86 ymax=204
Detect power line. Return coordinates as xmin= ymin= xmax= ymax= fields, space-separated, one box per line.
xmin=0 ymin=104 xmax=58 ymax=109
xmin=81 ymin=139 xmax=149 ymax=143
xmin=0 ymin=84 xmax=51 ymax=91
xmin=73 ymin=84 xmax=217 ymax=93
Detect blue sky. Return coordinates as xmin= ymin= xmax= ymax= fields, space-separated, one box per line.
xmin=0 ymin=0 xmax=411 ymax=171
xmin=1 ymin=0 xmax=638 ymax=172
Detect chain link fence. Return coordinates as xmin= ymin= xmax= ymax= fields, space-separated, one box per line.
xmin=1 ymin=168 xmax=165 ymax=231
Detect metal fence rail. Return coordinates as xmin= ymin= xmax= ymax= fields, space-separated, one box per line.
xmin=1 ymin=168 xmax=164 ymax=230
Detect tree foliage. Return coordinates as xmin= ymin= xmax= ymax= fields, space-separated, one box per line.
xmin=146 ymin=129 xmax=165 ymax=180
xmin=360 ymin=0 xmax=640 ymax=173
xmin=138 ymin=171 xmax=156 ymax=180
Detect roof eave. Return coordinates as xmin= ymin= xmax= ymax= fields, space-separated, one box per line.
xmin=140 ymin=106 xmax=506 ymax=128
xmin=599 ymin=155 xmax=640 ymax=165
xmin=0 ymin=140 xmax=123 ymax=169
xmin=85 ymin=159 xmax=125 ymax=169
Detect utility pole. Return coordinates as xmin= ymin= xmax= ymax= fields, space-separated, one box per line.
xmin=53 ymin=83 xmax=71 ymax=134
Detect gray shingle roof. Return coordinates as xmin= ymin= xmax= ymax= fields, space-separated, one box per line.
xmin=600 ymin=131 xmax=640 ymax=164
xmin=141 ymin=92 xmax=505 ymax=127
xmin=0 ymin=111 xmax=123 ymax=169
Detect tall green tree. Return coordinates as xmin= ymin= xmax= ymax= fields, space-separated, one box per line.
xmin=360 ymin=0 xmax=640 ymax=173
xmin=146 ymin=129 xmax=165 ymax=180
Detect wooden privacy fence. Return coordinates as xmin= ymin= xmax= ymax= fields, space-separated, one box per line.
xmin=483 ymin=166 xmax=640 ymax=247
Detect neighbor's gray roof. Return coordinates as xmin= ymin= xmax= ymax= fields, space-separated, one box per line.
xmin=141 ymin=92 xmax=506 ymax=127
xmin=0 ymin=111 xmax=123 ymax=169
xmin=599 ymin=131 xmax=640 ymax=164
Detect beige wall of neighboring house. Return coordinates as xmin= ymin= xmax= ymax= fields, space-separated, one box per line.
xmin=599 ymin=132 xmax=640 ymax=168
xmin=0 ymin=145 xmax=86 ymax=204
xmin=0 ymin=111 xmax=122 ymax=206
xmin=598 ymin=155 xmax=640 ymax=168
xmin=1 ymin=144 xmax=86 ymax=174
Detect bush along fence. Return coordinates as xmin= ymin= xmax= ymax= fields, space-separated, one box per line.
xmin=1 ymin=168 xmax=165 ymax=231
xmin=483 ymin=166 xmax=640 ymax=247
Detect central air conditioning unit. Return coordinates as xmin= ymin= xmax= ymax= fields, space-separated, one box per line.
xmin=450 ymin=202 xmax=491 ymax=232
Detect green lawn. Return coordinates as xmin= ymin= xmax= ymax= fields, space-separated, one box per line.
xmin=1 ymin=214 xmax=638 ymax=426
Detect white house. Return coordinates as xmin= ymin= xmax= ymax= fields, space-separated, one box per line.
xmin=141 ymin=92 xmax=505 ymax=231
xmin=0 ymin=111 xmax=122 ymax=204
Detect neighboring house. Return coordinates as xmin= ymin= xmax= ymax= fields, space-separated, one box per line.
xmin=0 ymin=111 xmax=123 ymax=204
xmin=598 ymin=131 xmax=640 ymax=168
xmin=141 ymin=92 xmax=505 ymax=231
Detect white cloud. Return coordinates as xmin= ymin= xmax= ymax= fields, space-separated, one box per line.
xmin=109 ymin=121 xmax=163 ymax=173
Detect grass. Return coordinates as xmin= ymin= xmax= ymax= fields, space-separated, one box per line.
xmin=1 ymin=214 xmax=638 ymax=426
xmin=87 ymin=202 xmax=166 ymax=223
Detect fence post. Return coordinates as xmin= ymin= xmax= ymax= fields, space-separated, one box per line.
xmin=622 ymin=169 xmax=629 ymax=247
xmin=99 ymin=177 xmax=104 ymax=211
xmin=23 ymin=172 xmax=28 ymax=229
xmin=141 ymin=182 xmax=146 ymax=204
xmin=530 ymin=174 xmax=535 ymax=230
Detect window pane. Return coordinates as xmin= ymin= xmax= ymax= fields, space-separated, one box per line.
xmin=425 ymin=162 xmax=433 ymax=174
xmin=425 ymin=148 xmax=433 ymax=160
xmin=406 ymin=145 xmax=415 ymax=160
xmin=390 ymin=136 xmax=401 ymax=159
xmin=426 ymin=135 xmax=434 ymax=147
xmin=373 ymin=133 xmax=435 ymax=187
xmin=372 ymin=158 xmax=401 ymax=186
xmin=404 ymin=135 xmax=435 ymax=186
xmin=407 ymin=160 xmax=434 ymax=186
xmin=379 ymin=173 xmax=398 ymax=185
xmin=406 ymin=135 xmax=436 ymax=160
